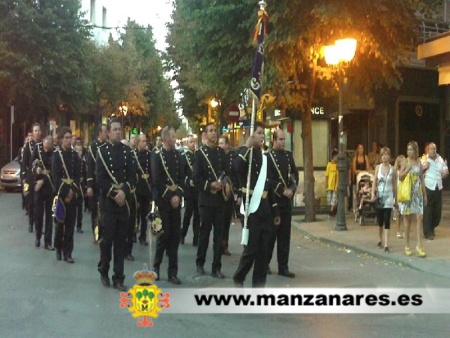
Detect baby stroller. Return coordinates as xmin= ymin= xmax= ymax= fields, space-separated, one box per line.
xmin=354 ymin=171 xmax=377 ymax=225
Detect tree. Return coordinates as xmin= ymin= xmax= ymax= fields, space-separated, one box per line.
xmin=167 ymin=0 xmax=437 ymax=221
xmin=265 ymin=0 xmax=428 ymax=221
xmin=0 ymin=0 xmax=92 ymax=117
xmin=86 ymin=20 xmax=179 ymax=135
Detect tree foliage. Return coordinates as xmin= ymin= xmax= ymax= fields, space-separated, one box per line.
xmin=167 ymin=0 xmax=440 ymax=221
xmin=0 ymin=0 xmax=92 ymax=115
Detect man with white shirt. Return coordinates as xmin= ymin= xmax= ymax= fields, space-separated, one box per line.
xmin=422 ymin=143 xmax=448 ymax=240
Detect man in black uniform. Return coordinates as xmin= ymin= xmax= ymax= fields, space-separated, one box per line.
xmin=96 ymin=119 xmax=136 ymax=291
xmin=22 ymin=123 xmax=42 ymax=232
xmin=193 ymin=123 xmax=227 ymax=279
xmin=134 ymin=133 xmax=152 ymax=248
xmin=52 ymin=127 xmax=81 ymax=263
xmin=121 ymin=138 xmax=138 ymax=261
xmin=31 ymin=136 xmax=55 ymax=250
xmin=18 ymin=133 xmax=32 ymax=212
xmin=218 ymin=135 xmax=236 ymax=256
xmin=86 ymin=124 xmax=108 ymax=243
xmin=180 ymin=135 xmax=200 ymax=246
xmin=74 ymin=144 xmax=87 ymax=233
xmin=267 ymin=129 xmax=298 ymax=278
xmin=151 ymin=126 xmax=184 ymax=285
xmin=233 ymin=122 xmax=280 ymax=288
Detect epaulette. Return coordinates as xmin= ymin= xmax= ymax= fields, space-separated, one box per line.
xmin=154 ymin=149 xmax=160 ymax=154
xmin=99 ymin=142 xmax=108 ymax=148
xmin=35 ymin=142 xmax=43 ymax=146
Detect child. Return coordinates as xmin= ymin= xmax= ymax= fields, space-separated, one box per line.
xmin=358 ymin=180 xmax=372 ymax=210
xmin=325 ymin=150 xmax=338 ymax=216
xmin=393 ymin=155 xmax=406 ymax=238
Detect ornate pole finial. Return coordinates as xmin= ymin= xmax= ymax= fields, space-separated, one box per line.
xmin=258 ymin=1 xmax=267 ymax=10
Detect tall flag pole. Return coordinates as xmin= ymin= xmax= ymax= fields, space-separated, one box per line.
xmin=241 ymin=0 xmax=268 ymax=245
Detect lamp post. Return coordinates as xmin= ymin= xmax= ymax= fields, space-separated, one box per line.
xmin=324 ymin=38 xmax=357 ymax=231
xmin=118 ymin=104 xmax=128 ymax=138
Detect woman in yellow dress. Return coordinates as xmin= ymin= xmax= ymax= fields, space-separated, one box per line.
xmin=398 ymin=141 xmax=427 ymax=257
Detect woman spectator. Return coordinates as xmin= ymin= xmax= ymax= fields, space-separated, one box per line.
xmin=398 ymin=141 xmax=427 ymax=257
xmin=352 ymin=144 xmax=370 ymax=212
xmin=393 ymin=155 xmax=406 ymax=239
xmin=371 ymin=147 xmax=397 ymax=252
xmin=368 ymin=142 xmax=382 ymax=170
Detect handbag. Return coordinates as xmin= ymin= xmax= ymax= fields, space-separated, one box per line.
xmin=397 ymin=173 xmax=411 ymax=203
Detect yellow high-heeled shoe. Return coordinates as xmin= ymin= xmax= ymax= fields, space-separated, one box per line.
xmin=416 ymin=246 xmax=426 ymax=258
xmin=405 ymin=247 xmax=412 ymax=256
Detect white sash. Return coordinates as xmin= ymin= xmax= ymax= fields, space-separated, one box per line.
xmin=241 ymin=154 xmax=267 ymax=215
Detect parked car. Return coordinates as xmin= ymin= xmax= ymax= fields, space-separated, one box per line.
xmin=0 ymin=157 xmax=22 ymax=192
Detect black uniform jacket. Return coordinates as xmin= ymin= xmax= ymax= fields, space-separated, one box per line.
xmin=267 ymin=149 xmax=299 ymax=207
xmin=86 ymin=139 xmax=105 ymax=190
xmin=31 ymin=142 xmax=55 ymax=196
xmin=133 ymin=148 xmax=152 ymax=198
xmin=181 ymin=150 xmax=197 ymax=200
xmin=52 ymin=147 xmax=81 ymax=200
xmin=95 ymin=141 xmax=136 ymax=213
xmin=22 ymin=140 xmax=37 ymax=182
xmin=193 ymin=144 xmax=228 ymax=207
xmin=151 ymin=147 xmax=184 ymax=206
xmin=233 ymin=146 xmax=279 ymax=218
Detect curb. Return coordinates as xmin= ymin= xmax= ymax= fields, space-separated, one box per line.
xmin=292 ymin=221 xmax=450 ymax=280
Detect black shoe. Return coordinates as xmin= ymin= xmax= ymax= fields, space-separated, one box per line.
xmin=56 ymin=252 xmax=62 ymax=261
xmin=197 ymin=266 xmax=205 ymax=275
xmin=44 ymin=244 xmax=55 ymax=251
xmin=77 ymin=228 xmax=83 ymax=233
xmin=233 ymin=278 xmax=244 ymax=288
xmin=384 ymin=247 xmax=390 ymax=253
xmin=278 ymin=270 xmax=295 ymax=278
xmin=154 ymin=266 xmax=160 ymax=281
xmin=28 ymin=225 xmax=33 ymax=233
xmin=139 ymin=239 xmax=148 ymax=246
xmin=113 ymin=282 xmax=128 ymax=291
xmin=133 ymin=234 xmax=137 ymax=243
xmin=267 ymin=266 xmax=272 ymax=275
xmin=64 ymin=257 xmax=75 ymax=264
xmin=212 ymin=271 xmax=225 ymax=279
xmin=223 ymin=249 xmax=231 ymax=256
xmin=180 ymin=236 xmax=185 ymax=245
xmin=168 ymin=276 xmax=181 ymax=285
xmin=377 ymin=242 xmax=382 ymax=249
xmin=425 ymin=235 xmax=434 ymax=240
xmin=35 ymin=239 xmax=40 ymax=248
xmin=125 ymin=254 xmax=135 ymax=261
xmin=100 ymin=275 xmax=111 ymax=287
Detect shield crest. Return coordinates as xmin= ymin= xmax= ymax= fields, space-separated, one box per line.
xmin=134 ymin=286 xmax=157 ymax=313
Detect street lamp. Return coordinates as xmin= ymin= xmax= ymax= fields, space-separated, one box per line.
xmin=118 ymin=104 xmax=128 ymax=137
xmin=324 ymin=38 xmax=357 ymax=231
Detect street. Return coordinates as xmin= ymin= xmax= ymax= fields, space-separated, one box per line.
xmin=1 ymin=191 xmax=449 ymax=338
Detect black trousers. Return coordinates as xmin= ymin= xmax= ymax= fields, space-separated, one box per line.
xmin=221 ymin=200 xmax=234 ymax=250
xmin=234 ymin=199 xmax=274 ymax=288
xmin=153 ymin=204 xmax=181 ymax=278
xmin=27 ymin=188 xmax=35 ymax=227
xmin=89 ymin=192 xmax=102 ymax=239
xmin=137 ymin=194 xmax=151 ymax=242
xmin=424 ymin=187 xmax=442 ymax=236
xmin=34 ymin=189 xmax=54 ymax=245
xmin=54 ymin=198 xmax=76 ymax=259
xmin=99 ymin=209 xmax=128 ymax=283
xmin=126 ymin=193 xmax=137 ymax=256
xmin=197 ymin=206 xmax=224 ymax=272
xmin=268 ymin=203 xmax=292 ymax=272
xmin=76 ymin=194 xmax=83 ymax=230
xmin=376 ymin=208 xmax=392 ymax=230
xmin=181 ymin=196 xmax=200 ymax=244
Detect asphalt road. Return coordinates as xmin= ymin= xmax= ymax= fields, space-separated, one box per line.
xmin=0 ymin=191 xmax=449 ymax=338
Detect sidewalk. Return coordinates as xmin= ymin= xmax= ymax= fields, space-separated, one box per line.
xmin=293 ymin=191 xmax=450 ymax=279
